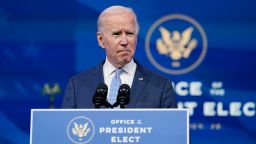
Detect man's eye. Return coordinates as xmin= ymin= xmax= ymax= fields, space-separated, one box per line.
xmin=127 ymin=32 xmax=134 ymax=36
xmin=113 ymin=32 xmax=121 ymax=36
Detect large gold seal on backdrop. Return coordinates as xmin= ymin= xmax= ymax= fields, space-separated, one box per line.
xmin=145 ymin=14 xmax=208 ymax=75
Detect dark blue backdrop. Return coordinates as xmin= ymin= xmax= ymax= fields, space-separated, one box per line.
xmin=0 ymin=0 xmax=256 ymax=143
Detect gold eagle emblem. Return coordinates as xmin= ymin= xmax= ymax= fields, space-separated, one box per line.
xmin=72 ymin=122 xmax=91 ymax=139
xmin=156 ymin=26 xmax=197 ymax=66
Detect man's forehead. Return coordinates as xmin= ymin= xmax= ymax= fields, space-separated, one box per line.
xmin=105 ymin=12 xmax=134 ymax=21
xmin=105 ymin=23 xmax=136 ymax=30
xmin=104 ymin=15 xmax=135 ymax=29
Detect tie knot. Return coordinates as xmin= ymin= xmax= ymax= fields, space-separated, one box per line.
xmin=115 ymin=69 xmax=123 ymax=76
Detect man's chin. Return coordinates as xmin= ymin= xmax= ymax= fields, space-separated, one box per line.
xmin=116 ymin=57 xmax=132 ymax=67
xmin=121 ymin=56 xmax=132 ymax=63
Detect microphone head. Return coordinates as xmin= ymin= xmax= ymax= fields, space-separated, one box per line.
xmin=118 ymin=84 xmax=130 ymax=94
xmin=96 ymin=83 xmax=108 ymax=96
xmin=92 ymin=83 xmax=108 ymax=106
xmin=117 ymin=84 xmax=130 ymax=106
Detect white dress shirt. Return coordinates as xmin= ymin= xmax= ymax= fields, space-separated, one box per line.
xmin=103 ymin=58 xmax=137 ymax=99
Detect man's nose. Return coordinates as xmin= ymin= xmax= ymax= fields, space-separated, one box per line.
xmin=120 ymin=34 xmax=128 ymax=46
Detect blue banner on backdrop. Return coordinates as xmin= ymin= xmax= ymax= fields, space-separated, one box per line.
xmin=0 ymin=0 xmax=256 ymax=144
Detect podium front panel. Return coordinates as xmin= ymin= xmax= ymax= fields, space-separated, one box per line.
xmin=30 ymin=109 xmax=189 ymax=144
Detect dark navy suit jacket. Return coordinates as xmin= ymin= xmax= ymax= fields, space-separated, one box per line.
xmin=62 ymin=62 xmax=177 ymax=108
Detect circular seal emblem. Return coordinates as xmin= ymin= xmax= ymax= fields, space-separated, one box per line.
xmin=67 ymin=116 xmax=95 ymax=144
xmin=145 ymin=14 xmax=208 ymax=75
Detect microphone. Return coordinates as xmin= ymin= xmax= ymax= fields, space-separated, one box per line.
xmin=92 ymin=83 xmax=112 ymax=108
xmin=112 ymin=84 xmax=130 ymax=108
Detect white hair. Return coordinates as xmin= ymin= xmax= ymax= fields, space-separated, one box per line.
xmin=97 ymin=5 xmax=140 ymax=34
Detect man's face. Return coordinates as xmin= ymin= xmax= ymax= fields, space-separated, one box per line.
xmin=97 ymin=12 xmax=137 ymax=68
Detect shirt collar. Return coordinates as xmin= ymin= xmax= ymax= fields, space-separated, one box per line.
xmin=103 ymin=58 xmax=116 ymax=78
xmin=122 ymin=59 xmax=136 ymax=76
xmin=103 ymin=58 xmax=136 ymax=77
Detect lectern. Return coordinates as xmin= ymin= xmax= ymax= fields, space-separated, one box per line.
xmin=30 ymin=109 xmax=189 ymax=144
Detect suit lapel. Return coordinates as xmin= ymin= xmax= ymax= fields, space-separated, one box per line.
xmin=90 ymin=64 xmax=104 ymax=91
xmin=127 ymin=64 xmax=148 ymax=108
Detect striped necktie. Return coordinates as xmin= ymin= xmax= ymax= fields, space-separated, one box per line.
xmin=108 ymin=69 xmax=123 ymax=104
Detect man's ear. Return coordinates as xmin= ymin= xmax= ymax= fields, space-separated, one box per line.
xmin=97 ymin=32 xmax=105 ymax=48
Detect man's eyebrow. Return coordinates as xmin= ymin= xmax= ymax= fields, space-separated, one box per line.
xmin=111 ymin=29 xmax=121 ymax=32
xmin=126 ymin=29 xmax=135 ymax=32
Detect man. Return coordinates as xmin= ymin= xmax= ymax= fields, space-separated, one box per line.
xmin=62 ymin=5 xmax=177 ymax=108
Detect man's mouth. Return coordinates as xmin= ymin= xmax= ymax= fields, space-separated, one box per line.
xmin=117 ymin=50 xmax=131 ymax=53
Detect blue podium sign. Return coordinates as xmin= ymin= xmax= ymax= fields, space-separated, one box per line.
xmin=30 ymin=109 xmax=189 ymax=144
